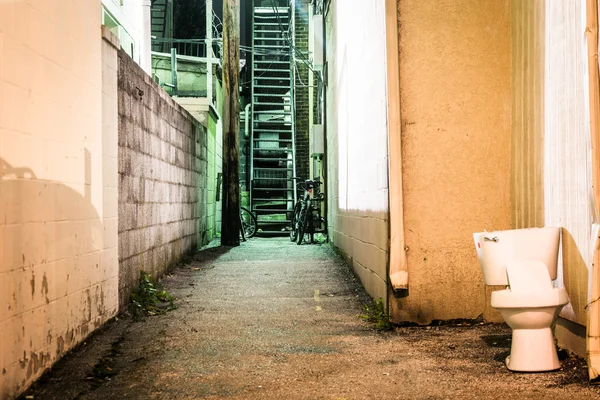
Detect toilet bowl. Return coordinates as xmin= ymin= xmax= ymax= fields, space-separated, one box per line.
xmin=473 ymin=227 xmax=569 ymax=372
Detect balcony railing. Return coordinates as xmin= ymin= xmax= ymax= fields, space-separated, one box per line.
xmin=151 ymin=38 xmax=207 ymax=58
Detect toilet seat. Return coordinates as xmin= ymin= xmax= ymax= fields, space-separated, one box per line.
xmin=491 ymin=259 xmax=569 ymax=308
xmin=491 ymin=287 xmax=569 ymax=308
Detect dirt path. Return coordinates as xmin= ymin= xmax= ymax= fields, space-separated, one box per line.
xmin=20 ymin=238 xmax=600 ymax=399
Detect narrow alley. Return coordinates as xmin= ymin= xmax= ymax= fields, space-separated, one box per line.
xmin=5 ymin=0 xmax=600 ymax=398
xmin=19 ymin=238 xmax=600 ymax=400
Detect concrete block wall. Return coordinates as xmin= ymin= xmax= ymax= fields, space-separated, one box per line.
xmin=117 ymin=50 xmax=208 ymax=308
xmin=0 ymin=2 xmax=120 ymax=397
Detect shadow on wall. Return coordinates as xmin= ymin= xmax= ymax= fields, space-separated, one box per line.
xmin=0 ymin=155 xmax=113 ymax=397
xmin=560 ymin=228 xmax=589 ymax=325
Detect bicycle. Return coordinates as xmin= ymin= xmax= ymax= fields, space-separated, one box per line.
xmin=290 ymin=178 xmax=327 ymax=245
xmin=240 ymin=206 xmax=257 ymax=241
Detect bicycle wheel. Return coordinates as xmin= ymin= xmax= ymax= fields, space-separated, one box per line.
xmin=240 ymin=207 xmax=257 ymax=238
xmin=290 ymin=202 xmax=302 ymax=242
xmin=296 ymin=206 xmax=308 ymax=245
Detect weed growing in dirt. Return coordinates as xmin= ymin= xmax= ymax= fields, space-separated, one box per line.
xmin=130 ymin=271 xmax=176 ymax=320
xmin=361 ymin=297 xmax=393 ymax=332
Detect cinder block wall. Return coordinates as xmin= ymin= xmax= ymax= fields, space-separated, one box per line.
xmin=117 ymin=50 xmax=208 ymax=308
xmin=0 ymin=2 xmax=120 ymax=397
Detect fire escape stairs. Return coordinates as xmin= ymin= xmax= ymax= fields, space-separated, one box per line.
xmin=250 ymin=4 xmax=296 ymax=233
xmin=151 ymin=0 xmax=172 ymax=52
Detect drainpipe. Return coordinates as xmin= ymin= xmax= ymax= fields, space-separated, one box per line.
xmin=244 ymin=103 xmax=251 ymax=138
xmin=585 ymin=0 xmax=600 ymax=381
xmin=171 ymin=47 xmax=178 ymax=96
xmin=384 ymin=0 xmax=408 ymax=294
xmin=206 ymin=0 xmax=213 ymax=103
xmin=140 ymin=0 xmax=152 ymax=74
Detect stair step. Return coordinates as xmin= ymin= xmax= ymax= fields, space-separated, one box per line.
xmin=254 ymin=84 xmax=292 ymax=89
xmin=253 ymin=22 xmax=287 ymax=26
xmin=254 ymin=139 xmax=292 ymax=143
xmin=253 ymin=69 xmax=290 ymax=74
xmin=254 ymin=167 xmax=293 ymax=171
xmin=254 ymin=129 xmax=292 ymax=133
xmin=253 ymin=121 xmax=292 ymax=126
xmin=253 ymin=111 xmax=291 ymax=115
xmin=253 ymin=60 xmax=290 ymax=65
xmin=253 ymin=148 xmax=293 ymax=152
xmin=254 ymin=44 xmax=290 ymax=50
xmin=252 ymin=177 xmax=295 ymax=181
xmin=253 ymin=37 xmax=288 ymax=41
xmin=253 ymin=157 xmax=291 ymax=161
xmin=252 ymin=101 xmax=289 ymax=106
xmin=253 ymin=198 xmax=294 ymax=202
xmin=253 ymin=208 xmax=292 ymax=212
xmin=252 ymin=187 xmax=294 ymax=191
xmin=253 ymin=30 xmax=287 ymax=34
xmin=254 ymin=76 xmax=291 ymax=81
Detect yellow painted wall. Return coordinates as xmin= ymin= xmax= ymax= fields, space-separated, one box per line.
xmin=390 ymin=0 xmax=511 ymax=323
xmin=511 ymin=0 xmax=545 ymax=229
xmin=0 ymin=2 xmax=119 ymax=397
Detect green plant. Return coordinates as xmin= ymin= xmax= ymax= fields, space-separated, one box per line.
xmin=361 ymin=297 xmax=393 ymax=332
xmin=130 ymin=271 xmax=176 ymax=320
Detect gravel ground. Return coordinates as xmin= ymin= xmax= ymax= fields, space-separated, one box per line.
xmin=19 ymin=237 xmax=600 ymax=400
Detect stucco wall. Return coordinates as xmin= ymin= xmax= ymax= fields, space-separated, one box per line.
xmin=117 ymin=50 xmax=208 ymax=308
xmin=390 ymin=0 xmax=512 ymax=323
xmin=325 ymin=0 xmax=390 ymax=303
xmin=0 ymin=2 xmax=119 ymax=397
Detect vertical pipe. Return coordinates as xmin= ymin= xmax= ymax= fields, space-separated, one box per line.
xmin=171 ymin=47 xmax=178 ymax=96
xmin=385 ymin=0 xmax=408 ymax=294
xmin=207 ymin=0 xmax=214 ymax=103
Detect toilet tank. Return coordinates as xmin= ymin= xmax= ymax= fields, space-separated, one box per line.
xmin=473 ymin=227 xmax=560 ymax=286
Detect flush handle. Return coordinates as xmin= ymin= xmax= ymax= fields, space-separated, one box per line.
xmin=483 ymin=236 xmax=499 ymax=242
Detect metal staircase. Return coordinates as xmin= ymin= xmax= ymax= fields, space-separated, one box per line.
xmin=151 ymin=0 xmax=173 ymax=52
xmin=250 ymin=4 xmax=296 ymax=233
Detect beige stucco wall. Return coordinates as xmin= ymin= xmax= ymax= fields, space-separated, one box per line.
xmin=390 ymin=0 xmax=511 ymax=324
xmin=0 ymin=2 xmax=119 ymax=398
xmin=325 ymin=0 xmax=391 ymax=303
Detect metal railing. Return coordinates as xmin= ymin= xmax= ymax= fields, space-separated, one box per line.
xmin=151 ymin=38 xmax=207 ymax=58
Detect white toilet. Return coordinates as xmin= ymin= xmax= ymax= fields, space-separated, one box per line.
xmin=473 ymin=227 xmax=569 ymax=372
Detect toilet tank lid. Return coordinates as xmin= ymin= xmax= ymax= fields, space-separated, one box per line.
xmin=506 ymin=260 xmax=553 ymax=293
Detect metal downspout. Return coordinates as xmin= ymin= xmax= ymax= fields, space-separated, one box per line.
xmin=384 ymin=0 xmax=408 ymax=295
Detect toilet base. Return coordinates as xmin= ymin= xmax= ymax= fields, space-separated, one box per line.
xmin=505 ymin=327 xmax=560 ymax=372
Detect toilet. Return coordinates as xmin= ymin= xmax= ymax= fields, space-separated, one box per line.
xmin=473 ymin=227 xmax=569 ymax=372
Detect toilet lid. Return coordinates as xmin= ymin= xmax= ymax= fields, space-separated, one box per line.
xmin=506 ymin=260 xmax=553 ymax=293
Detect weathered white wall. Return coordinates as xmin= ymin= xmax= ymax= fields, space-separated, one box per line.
xmin=101 ymin=0 xmax=151 ymax=73
xmin=543 ymin=0 xmax=592 ymax=355
xmin=0 ymin=2 xmax=119 ymax=398
xmin=325 ymin=0 xmax=390 ymax=302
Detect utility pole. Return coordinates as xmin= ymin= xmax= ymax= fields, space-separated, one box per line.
xmin=221 ymin=0 xmax=241 ymax=246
